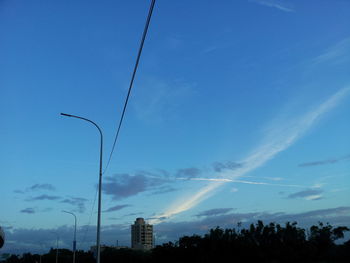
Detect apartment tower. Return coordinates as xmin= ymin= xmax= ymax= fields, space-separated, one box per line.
xmin=131 ymin=218 xmax=153 ymax=249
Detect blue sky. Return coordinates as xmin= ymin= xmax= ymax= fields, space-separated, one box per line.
xmin=1 ymin=0 xmax=350 ymax=254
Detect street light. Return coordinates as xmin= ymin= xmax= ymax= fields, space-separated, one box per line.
xmin=39 ymin=243 xmax=44 ymax=263
xmin=60 ymin=113 xmax=103 ymax=263
xmin=62 ymin=210 xmax=77 ymax=263
xmin=51 ymin=232 xmax=59 ymax=263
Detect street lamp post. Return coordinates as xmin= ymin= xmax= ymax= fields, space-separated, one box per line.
xmin=51 ymin=232 xmax=59 ymax=263
xmin=62 ymin=210 xmax=77 ymax=263
xmin=55 ymin=237 xmax=58 ymax=263
xmin=60 ymin=113 xmax=103 ymax=263
xmin=39 ymin=243 xmax=44 ymax=263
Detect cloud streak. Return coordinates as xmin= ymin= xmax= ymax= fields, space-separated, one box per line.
xmin=212 ymin=161 xmax=243 ymax=172
xmin=196 ymin=208 xmax=234 ymax=217
xmin=176 ymin=168 xmax=201 ymax=179
xmin=288 ymin=189 xmax=323 ymax=201
xmin=177 ymin=177 xmax=305 ymax=188
xmin=250 ymin=0 xmax=294 ymax=12
xmin=150 ymin=87 xmax=350 ymax=224
xmin=14 ymin=183 xmax=56 ymax=194
xmin=299 ymin=154 xmax=350 ymax=167
xmin=103 ymin=204 xmax=131 ymax=213
xmin=20 ymin=208 xmax=36 ymax=214
xmin=28 ymin=184 xmax=55 ymax=191
xmin=26 ymin=194 xmax=61 ymax=201
xmin=313 ymin=37 xmax=350 ymax=65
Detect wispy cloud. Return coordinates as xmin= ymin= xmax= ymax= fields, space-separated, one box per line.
xmin=250 ymin=0 xmax=294 ymax=12
xmin=28 ymin=184 xmax=55 ymax=191
xmin=313 ymin=37 xmax=350 ymax=65
xmin=14 ymin=183 xmax=56 ymax=194
xmin=202 ymin=42 xmax=233 ymax=54
xmin=26 ymin=194 xmax=61 ymax=201
xmin=61 ymin=197 xmax=88 ymax=213
xmin=305 ymin=195 xmax=323 ymax=201
xmin=150 ymin=87 xmax=350 ymax=224
xmin=299 ymin=154 xmax=350 ymax=167
xmin=165 ymin=35 xmax=185 ymax=50
xmin=212 ymin=161 xmax=243 ymax=172
xmin=196 ymin=208 xmax=234 ymax=217
xmin=103 ymin=204 xmax=131 ymax=213
xmin=178 ymin=177 xmax=304 ymax=188
xmin=150 ymin=186 xmax=177 ymax=195
xmin=132 ymin=78 xmax=195 ymax=123
xmin=241 ymin=175 xmax=283 ymax=181
xmin=176 ymin=167 xmax=201 ymax=179
xmin=19 ymin=207 xmax=52 ymax=214
xmin=287 ymin=188 xmax=323 ymax=201
xmin=20 ymin=208 xmax=36 ymax=214
xmin=150 ymin=182 xmax=224 ymax=223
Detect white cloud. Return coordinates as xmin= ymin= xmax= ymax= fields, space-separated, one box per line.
xmin=177 ymin=177 xmax=304 ymax=188
xmin=132 ymin=78 xmax=195 ymax=122
xmin=150 ymin=87 xmax=350 ymax=224
xmin=242 ymin=175 xmax=283 ymax=181
xmin=305 ymin=195 xmax=323 ymax=201
xmin=250 ymin=0 xmax=294 ymax=12
xmin=149 ymin=181 xmax=224 ymax=224
xmin=231 ymin=188 xmax=239 ymax=193
xmin=312 ymin=183 xmax=324 ymax=188
xmin=313 ymin=37 xmax=350 ymax=65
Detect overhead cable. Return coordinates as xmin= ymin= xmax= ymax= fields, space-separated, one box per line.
xmin=104 ymin=0 xmax=156 ymax=174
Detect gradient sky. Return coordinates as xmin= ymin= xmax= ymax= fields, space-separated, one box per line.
xmin=1 ymin=0 xmax=350 ymax=254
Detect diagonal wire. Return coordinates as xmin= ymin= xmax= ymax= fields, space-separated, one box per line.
xmin=81 ymin=185 xmax=98 ymax=245
xmin=103 ymin=0 xmax=156 ymax=174
xmin=79 ymin=0 xmax=156 ymax=245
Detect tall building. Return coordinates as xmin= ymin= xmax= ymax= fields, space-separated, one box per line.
xmin=131 ymin=218 xmax=153 ymax=250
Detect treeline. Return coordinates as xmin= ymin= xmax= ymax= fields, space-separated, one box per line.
xmin=2 ymin=221 xmax=349 ymax=263
xmin=153 ymin=221 xmax=350 ymax=263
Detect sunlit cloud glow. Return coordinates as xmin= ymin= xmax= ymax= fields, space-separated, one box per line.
xmin=150 ymin=87 xmax=350 ymax=224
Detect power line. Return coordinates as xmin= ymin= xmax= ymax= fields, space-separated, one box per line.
xmin=104 ymin=0 xmax=157 ymax=174
xmin=81 ymin=185 xmax=98 ymax=245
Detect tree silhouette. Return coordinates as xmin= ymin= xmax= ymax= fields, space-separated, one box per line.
xmin=3 ymin=221 xmax=349 ymax=263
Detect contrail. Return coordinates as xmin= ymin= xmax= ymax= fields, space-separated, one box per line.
xmin=149 ymin=87 xmax=350 ymax=224
xmin=177 ymin=177 xmax=305 ymax=188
